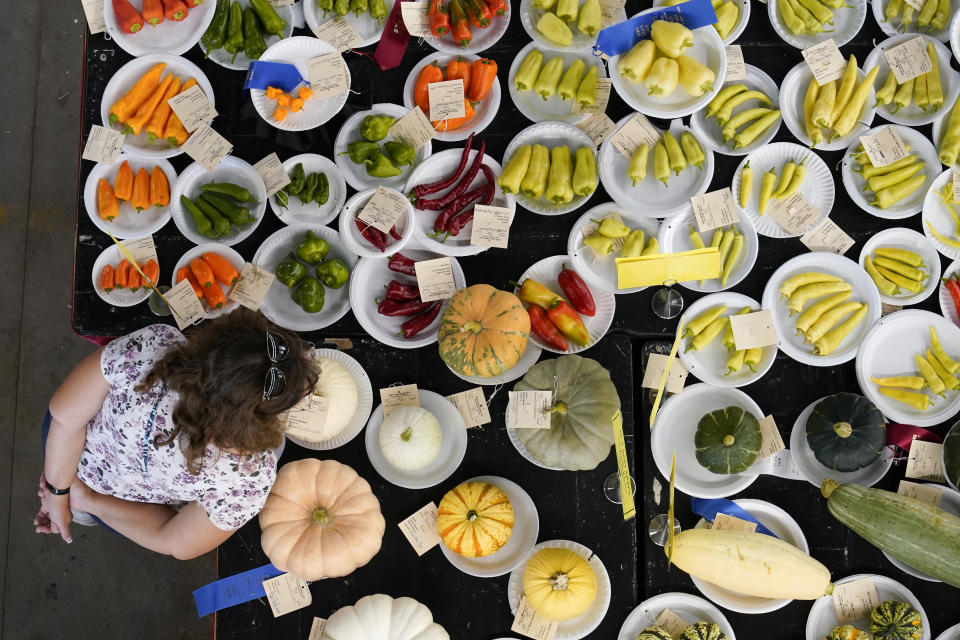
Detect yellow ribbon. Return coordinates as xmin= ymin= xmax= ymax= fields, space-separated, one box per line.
xmin=611 ymin=410 xmax=635 ymax=521
xmin=106 ymin=233 xmax=185 ymax=323
xmin=650 ymin=318 xmax=685 ymax=429
xmin=667 ymin=451 xmax=676 ymax=568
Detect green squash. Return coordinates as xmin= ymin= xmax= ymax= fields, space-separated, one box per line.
xmin=510 ymin=355 xmax=621 ymax=471
xmin=635 ymin=627 xmax=673 ymax=640
xmin=825 ymin=625 xmax=871 ymax=640
xmin=679 ymin=622 xmax=727 ymax=640
xmin=806 ymin=393 xmax=885 ymax=472
xmin=694 ymin=406 xmax=761 ymax=474
xmin=869 ymin=601 xmax=923 ymax=640
xmin=944 ymin=420 xmax=960 ymax=488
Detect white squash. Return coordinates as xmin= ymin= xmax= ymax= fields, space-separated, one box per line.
xmin=378 ymin=406 xmax=443 ymax=470
xmin=285 ymin=356 xmax=358 ymax=442
xmin=323 ymin=594 xmax=449 ymax=640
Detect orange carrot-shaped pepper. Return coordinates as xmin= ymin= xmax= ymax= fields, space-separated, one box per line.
xmin=202 ymin=252 xmax=239 ymax=285
xmin=150 ymin=166 xmax=170 ymax=207
xmin=115 ymin=260 xmax=130 ymax=289
xmin=446 ymin=57 xmax=472 ymax=91
xmin=127 ymin=265 xmax=142 ymax=292
xmin=468 ymin=58 xmax=497 ymax=102
xmin=124 ymin=73 xmax=174 ymax=135
xmin=97 ymin=178 xmax=119 ymax=221
xmin=202 ymin=282 xmax=226 ymax=309
xmin=146 ymin=75 xmax=181 ymax=142
xmin=113 ymin=0 xmax=145 ymax=34
xmin=414 ymin=62 xmax=444 ymax=114
xmin=131 ymin=168 xmax=151 ymax=212
xmin=162 ymin=0 xmax=189 ymax=20
xmin=114 ymin=160 xmax=134 ymax=202
xmin=99 ymin=264 xmax=116 ymax=293
xmin=177 ymin=266 xmax=204 ymax=299
xmin=429 ymin=0 xmax=450 ymax=36
xmin=162 ymin=78 xmax=197 ymax=147
xmin=433 ymin=98 xmax=475 ymax=132
xmin=109 ymin=62 xmax=165 ymax=125
xmin=190 ymin=258 xmax=215 ymax=288
xmin=141 ymin=259 xmax=160 ymax=287
xmin=142 ymin=0 xmax=165 ymax=25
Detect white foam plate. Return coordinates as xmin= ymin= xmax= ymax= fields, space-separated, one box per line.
xmin=92 ymin=244 xmax=152 ymax=308
xmin=652 ymin=0 xmax=750 ymax=44
xmin=769 ymin=0 xmax=865 ymax=48
xmin=508 ymin=539 xmax=612 ymax=640
xmin=657 ymin=213 xmax=758 ymax=293
xmin=789 ymin=396 xmax=893 ymax=488
xmin=650 ymin=383 xmax=762 ymax=499
xmin=170 ymin=156 xmax=266 ymax=246
xmin=404 ymin=150 xmax=515 ymax=256
xmin=519 ymin=0 xmax=601 ymax=53
xmin=502 ymin=121 xmax=598 ymax=215
xmin=922 ymin=168 xmax=960 ymax=260
xmin=402 ymin=52 xmax=502 ymax=142
xmin=303 ymin=0 xmax=395 ymax=49
xmin=865 ymin=34 xmax=960 ymax=127
xmin=940 ymin=259 xmax=960 ymax=326
xmin=423 ymin=0 xmax=512 ymax=54
xmin=599 ymin=116 xmax=714 ymax=219
xmin=199 ymin=0 xmax=294 ymax=70
xmin=252 ymin=223 xmax=358 ymax=332
xmin=952 ymin=10 xmax=960 ymax=64
xmin=780 ymin=61 xmax=876 ymax=152
xmin=936 ymin=622 xmax=960 ymax=640
xmin=83 ymin=154 xmax=176 ymax=239
xmin=883 ymin=483 xmax=960 ymax=581
xmin=678 ymin=292 xmax=777 ymax=389
xmin=877 ymin=0 xmax=951 ymax=43
xmin=105 ymin=0 xmax=215 ymax=57
xmin=805 ymin=574 xmax=930 ymax=640
xmin=250 ymin=37 xmax=349 ymax=131
xmin=858 ymin=228 xmax=940 ymax=306
xmin=348 ymin=250 xmax=466 ymax=349
xmin=514 ymin=255 xmax=615 ymax=354
xmin=856 ymin=309 xmax=960 ymax=427
xmin=507 ymin=42 xmax=608 ymax=125
xmin=732 ymin=142 xmax=834 ymax=238
xmin=617 ymin=592 xmax=736 ymax=640
xmin=445 ymin=341 xmax=543 ymax=385
xmin=439 ymin=475 xmax=539 ymax=577
xmin=269 ymin=153 xmax=346 ymax=226
xmin=689 ymin=64 xmax=780 ymax=157
xmin=566 ymin=202 xmax=660 ymax=294
xmin=761 ymin=252 xmax=881 ymax=367
xmin=170 ymin=243 xmax=244 ymax=319
xmin=339 ymin=187 xmax=416 ymax=258
xmin=363 ymin=389 xmax=468 ymax=489
xmin=99 ymin=54 xmax=215 ymax=159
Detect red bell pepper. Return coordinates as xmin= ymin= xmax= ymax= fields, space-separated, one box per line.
xmin=113 ymin=0 xmax=145 ymax=33
xmin=946 ymin=274 xmax=960 ymax=319
xmin=557 ymin=264 xmax=596 ymax=317
xmin=547 ymin=299 xmax=590 ymax=346
xmin=161 ymin=0 xmax=189 ymax=21
xmin=428 ymin=0 xmax=450 ymax=36
xmin=528 ymin=305 xmax=568 ymax=351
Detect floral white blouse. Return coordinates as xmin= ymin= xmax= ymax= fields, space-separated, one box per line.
xmin=78 ymin=324 xmax=277 ymax=531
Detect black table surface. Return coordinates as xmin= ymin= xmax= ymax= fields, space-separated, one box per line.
xmin=73 ymin=3 xmax=960 ymax=639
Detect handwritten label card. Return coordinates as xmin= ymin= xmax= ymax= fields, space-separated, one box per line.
xmin=768 ymin=192 xmax=822 ymax=235
xmin=712 ymin=512 xmax=758 ymax=532
xmin=802 ymin=38 xmax=847 ymax=85
xmin=833 ymin=577 xmax=880 ymax=623
xmin=166 ymin=277 xmax=205 ymax=330
xmin=121 ymin=235 xmax=158 ymax=266
xmin=446 ymin=387 xmax=492 ymax=428
xmin=400 ymin=1 xmax=432 ymax=37
xmin=953 ymin=169 xmax=960 ymax=203
xmin=308 ymin=53 xmax=349 ymax=98
xmin=311 ymin=18 xmax=363 ymax=52
xmin=308 ymin=618 xmax=327 ymax=640
xmin=181 ymin=122 xmax=233 ymax=170
xmin=285 ymin=394 xmax=331 ymax=438
xmin=167 ymin=84 xmax=218 ymax=133
xmin=800 ymin=217 xmax=855 ymax=255
xmin=470 ymin=205 xmax=512 ymax=249
xmin=860 ymin=126 xmax=909 ymax=168
xmin=415 ymin=257 xmax=457 ymax=301
xmin=358 ymin=186 xmax=408 ymax=234
xmin=652 ymin=609 xmax=690 ymax=637
xmin=730 ymin=309 xmax=778 ymax=350
xmin=757 ymin=415 xmax=786 ymax=459
xmin=81 ymin=0 xmax=106 ymax=34
xmin=575 ymin=112 xmax=617 ymax=146
xmin=881 ymin=302 xmax=902 ymax=316
xmin=898 ymin=480 xmax=943 ymax=506
xmin=692 ymin=188 xmax=740 ymax=233
xmin=511 ymin=596 xmax=558 ymax=640
xmin=390 ymin=107 xmax=435 ymax=151
xmin=905 ymin=440 xmax=946 ymax=482
xmin=571 ymin=78 xmax=612 ymax=115
xmin=724 ymin=45 xmax=747 ymax=82
xmin=82 ymin=125 xmax=125 ymax=164
xmin=428 ymin=79 xmax=466 ymax=122
xmin=262 ymin=574 xmax=312 ymax=617
xmin=398 ymin=502 xmax=441 ymax=555
xmin=228 ymin=263 xmax=275 ymax=311
xmin=641 ymin=352 xmax=688 ymax=394
xmin=380 ymin=384 xmax=420 ymax=417
xmin=506 ymin=390 xmax=553 ymax=429
xmin=253 ymin=153 xmax=291 ymax=198
xmin=884 ymin=37 xmax=933 ymax=84
xmin=610 ymin=112 xmax=660 ymax=159
xmin=599 ymin=0 xmax=626 ymax=26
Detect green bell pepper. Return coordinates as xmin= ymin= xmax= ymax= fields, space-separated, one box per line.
xmin=296 ymin=230 xmax=330 ymax=264
xmin=242 ymin=8 xmax=268 ymax=61
xmin=365 ymin=152 xmax=402 ymax=178
xmin=276 ymin=253 xmax=308 ymax=288
xmin=314 ymin=173 xmax=329 ymax=205
xmin=316 ymin=258 xmax=350 ymax=289
xmin=249 ymin=0 xmax=287 ymax=36
xmin=200 ymin=0 xmax=229 ymax=54
xmin=287 ymin=163 xmax=306 ymax=195
xmin=384 ymin=140 xmax=415 ymax=166
xmin=223 ymin=1 xmax=244 ymax=64
xmin=341 ymin=141 xmax=380 ymax=164
xmin=299 ymin=173 xmax=320 ymax=204
xmin=360 ymin=114 xmax=396 ymax=141
xmin=292 ymin=277 xmax=325 ymax=313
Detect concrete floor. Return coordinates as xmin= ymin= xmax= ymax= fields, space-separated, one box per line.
xmin=1 ymin=5 xmax=213 ymax=639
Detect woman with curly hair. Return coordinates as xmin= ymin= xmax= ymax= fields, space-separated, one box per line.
xmin=34 ymin=308 xmax=318 ymax=559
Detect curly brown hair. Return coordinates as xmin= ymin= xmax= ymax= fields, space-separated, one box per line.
xmin=136 ymin=308 xmax=318 ymax=474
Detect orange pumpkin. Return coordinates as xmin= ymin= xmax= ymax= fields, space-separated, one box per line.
xmin=437 ymin=284 xmax=530 ymax=378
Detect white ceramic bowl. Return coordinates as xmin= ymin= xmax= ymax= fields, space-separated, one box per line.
xmin=339 ymin=187 xmax=416 ymax=258
xmin=857 ymin=228 xmax=940 ymax=306
xmin=83 ymin=154 xmax=177 ymax=239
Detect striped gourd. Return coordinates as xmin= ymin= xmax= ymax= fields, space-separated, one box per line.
xmin=680 ymin=622 xmax=727 ymax=640
xmin=635 ymin=627 xmax=673 ymax=640
xmin=870 ymin=600 xmax=923 ymax=640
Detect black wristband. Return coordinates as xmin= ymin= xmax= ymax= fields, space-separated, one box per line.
xmin=45 ymin=481 xmax=70 ymax=496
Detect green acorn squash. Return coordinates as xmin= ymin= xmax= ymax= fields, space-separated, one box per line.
xmin=944 ymin=421 xmax=960 ymax=488
xmin=510 ymin=355 xmax=621 ymax=471
xmin=679 ymin=622 xmax=727 ymax=640
xmin=635 ymin=627 xmax=673 ymax=640
xmin=806 ymin=393 xmax=885 ymax=472
xmin=825 ymin=625 xmax=871 ymax=640
xmin=869 ymin=601 xmax=923 ymax=640
xmin=694 ymin=406 xmax=761 ymax=474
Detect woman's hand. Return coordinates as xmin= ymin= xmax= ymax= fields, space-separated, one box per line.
xmin=34 ymin=473 xmax=73 ymax=543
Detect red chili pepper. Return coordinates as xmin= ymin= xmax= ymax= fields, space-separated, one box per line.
xmin=389 ymin=225 xmax=403 ymax=241
xmin=946 ymin=274 xmax=960 ymax=318
xmin=528 ymin=305 xmax=569 ymax=351
xmin=483 ymin=0 xmax=507 ymax=16
xmin=400 ymin=301 xmax=442 ymax=338
xmin=386 ymin=280 xmax=420 ymax=301
xmin=378 ymin=298 xmax=434 ymax=316
xmin=547 ymin=299 xmax=590 ymax=347
xmin=446 ymin=186 xmax=496 ymax=239
xmin=411 ymin=133 xmax=474 ymax=198
xmin=415 ymin=139 xmax=486 ymax=210
xmin=388 ymin=252 xmax=417 ymax=276
xmin=355 ymin=217 xmax=388 ymax=252
xmin=557 ymin=264 xmax=596 ymax=317
xmin=432 ymin=184 xmax=489 ymax=235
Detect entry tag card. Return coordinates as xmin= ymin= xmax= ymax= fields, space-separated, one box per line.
xmin=285 ymin=394 xmax=331 ymax=438
xmin=903 ymin=0 xmax=925 ymax=9
xmin=575 ymin=113 xmax=617 ymax=146
xmin=884 ymin=37 xmax=933 ymax=84
xmin=229 ymin=263 xmax=276 ymax=311
xmin=757 ymin=415 xmax=786 ymax=459
xmin=398 ymin=502 xmax=441 ymax=556
xmin=730 ymin=309 xmax=778 ymax=350
xmin=380 ymin=384 xmax=420 ymax=417
xmin=308 ymin=53 xmax=349 ymax=98
xmin=641 ymin=352 xmax=688 ymax=394
xmin=768 ymin=192 xmax=823 ymax=236
xmin=581 ymin=212 xmax=627 ymax=255
xmin=401 ymin=1 xmax=432 ymax=37
xmin=724 ymin=45 xmax=747 ymax=82
xmin=898 ymin=480 xmax=943 ymax=506
xmin=905 ymin=440 xmax=946 ymax=482
xmin=121 ymin=236 xmax=158 ymax=266
xmin=881 ymin=302 xmax=903 ymax=316
xmin=253 ymin=153 xmax=291 ymax=198
xmin=653 ymin=609 xmax=690 ymax=637
xmin=81 ymin=0 xmax=107 ymax=34
xmin=390 ymin=107 xmax=435 ymax=151
xmin=571 ymin=79 xmax=612 ymax=114
xmin=470 ymin=205 xmax=512 ymax=249
xmin=359 ymin=185 xmax=409 ymax=234
xmin=511 ymin=595 xmax=559 ymax=640
xmin=167 ymin=84 xmax=218 ymax=133
xmin=610 ymin=112 xmax=661 ymax=159
xmin=311 ymin=18 xmax=364 ymax=52
xmin=954 ymin=169 xmax=960 ymax=203
xmin=833 ymin=577 xmax=881 ymax=623
xmin=754 ymin=448 xmax=803 ymax=479
xmin=712 ymin=512 xmax=758 ymax=532
xmin=166 ymin=278 xmax=206 ymax=330
xmin=802 ymin=38 xmax=847 ymax=85
xmin=262 ymin=573 xmax=312 ymax=617
xmin=860 ymin=127 xmax=909 ymax=168
xmin=428 ymin=79 xmax=466 ymax=122
xmin=599 ymin=0 xmax=627 ymax=27
xmin=507 ymin=390 xmax=553 ymax=429
xmin=181 ymin=123 xmax=233 ymax=170
xmin=82 ymin=125 xmax=125 ymax=164
xmin=415 ymin=257 xmax=457 ymax=301
xmin=308 ymin=618 xmax=327 ymax=640
xmin=800 ymin=217 xmax=855 ymax=256
xmin=691 ymin=188 xmax=740 ymax=233
xmin=446 ymin=387 xmax=492 ymax=428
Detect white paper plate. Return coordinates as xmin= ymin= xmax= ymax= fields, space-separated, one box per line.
xmin=841 ymin=126 xmax=938 ymax=219
xmin=423 ymin=0 xmax=512 ymax=54
xmin=402 ymin=53 xmax=502 ymax=142
xmin=285 ymin=348 xmax=374 ymax=451
xmin=445 ymin=341 xmax=543 ymax=385
xmin=339 ymin=187 xmax=416 ymax=258
xmin=348 ymin=251 xmax=466 ymax=349
xmin=334 ymin=103 xmax=432 ymax=191
xmin=936 ymin=622 xmax=960 ymax=640
xmin=689 ymin=64 xmax=780 ymax=157
xmin=650 ymin=383 xmax=762 ymax=499
xmin=780 ymin=61 xmax=876 ymax=152
xmin=732 ymin=142 xmax=834 ymax=238
xmin=92 ymin=244 xmax=152 ymax=308
xmin=856 ymin=309 xmax=960 ymax=427
xmin=252 ymin=223 xmax=358 ymax=332
xmin=405 ymin=150 xmax=515 ymax=256
xmin=805 ymin=574 xmax=931 ymax=640
xmin=507 ymin=539 xmax=612 ymax=640
xmin=769 ymin=0 xmax=865 ymax=49
xmin=952 ymin=10 xmax=960 ymax=63
xmin=865 ymin=35 xmax=960 ymax=127
xmin=514 ymin=255 xmax=615 ymax=354
xmin=501 ymin=121 xmax=598 ymax=215
xmin=652 ymin=0 xmax=750 ymax=44
xmin=678 ymin=292 xmax=777 ymax=389
xmin=599 ymin=116 xmax=714 ymax=219
xmin=169 ymin=243 xmax=244 ymax=319
xmin=507 ymin=42 xmax=608 ymax=125
xmin=105 ymin=0 xmax=215 ymax=57
xmin=439 ymin=475 xmax=539 ymax=577
xmin=922 ymin=168 xmax=960 ymax=260
xmin=83 ymin=154 xmax=176 ymax=239
xmin=877 ymin=0 xmax=951 ymax=43
xmin=363 ymin=390 xmax=468 ymax=489
xmin=250 ymin=37 xmax=349 ymax=131
xmin=617 ymin=592 xmax=736 ymax=640
xmin=789 ymin=397 xmax=892 ymax=489
xmin=268 ymin=153 xmax=346 ymax=226
xmin=100 ymin=54 xmax=216 ymax=159
xmin=170 ymin=156 xmax=267 ymax=246
xmin=303 ymin=0 xmax=395 ymax=49
xmin=519 ymin=0 xmax=600 ymax=53
xmin=657 ymin=214 xmax=759 ymax=293
xmin=857 ymin=228 xmax=940 ymax=306
xmin=566 ymin=202 xmax=660 ymax=294
xmin=940 ymin=259 xmax=960 ymax=326
xmin=199 ymin=0 xmax=294 ymax=69
xmin=883 ymin=483 xmax=960 ymax=581
xmin=691 ymin=499 xmax=808 ymax=614
xmin=761 ymin=253 xmax=881 ymax=367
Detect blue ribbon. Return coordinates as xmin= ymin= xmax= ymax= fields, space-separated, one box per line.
xmin=244 ymin=61 xmax=306 ymax=93
xmin=593 ymin=0 xmax=719 ymax=58
xmin=689 ymin=497 xmax=778 ymax=538
xmin=192 ymin=563 xmax=284 ymax=617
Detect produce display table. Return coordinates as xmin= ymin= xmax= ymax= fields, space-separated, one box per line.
xmin=73 ymin=3 xmax=959 ymax=639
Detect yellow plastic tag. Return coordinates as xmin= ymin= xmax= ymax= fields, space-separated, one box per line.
xmin=616 ymin=248 xmax=720 ymax=289
xmin=667 ymin=452 xmax=676 ymax=567
xmin=650 ymin=318 xmax=685 ymax=429
xmin=611 ymin=410 xmax=635 ymax=521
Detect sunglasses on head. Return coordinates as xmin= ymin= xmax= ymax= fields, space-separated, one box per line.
xmin=262 ymin=331 xmax=289 ymax=401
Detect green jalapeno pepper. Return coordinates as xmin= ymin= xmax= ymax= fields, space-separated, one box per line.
xmin=200 ymin=0 xmax=230 ymax=54
xmin=180 ymin=195 xmax=215 ymax=238
xmin=249 ymin=0 xmax=287 ymax=35
xmin=243 ymin=8 xmax=268 ymax=61
xmin=384 ymin=141 xmax=415 ymax=166
xmin=223 ymin=1 xmax=244 ymax=64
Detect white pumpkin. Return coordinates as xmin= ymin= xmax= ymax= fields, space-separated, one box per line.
xmin=286 ymin=356 xmax=358 ymax=442
xmin=323 ymin=594 xmax=449 ymax=640
xmin=378 ymin=406 xmax=443 ymax=470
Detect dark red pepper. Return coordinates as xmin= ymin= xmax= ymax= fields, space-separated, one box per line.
xmin=388 ymin=252 xmax=417 ymax=276
xmin=415 ymin=139 xmax=486 ymax=210
xmin=557 ymin=264 xmax=596 ymax=317
xmin=400 ymin=301 xmax=442 ymax=338
xmin=378 ymin=298 xmax=433 ymax=317
xmin=389 ymin=225 xmax=403 ymax=241
xmin=355 ymin=217 xmax=388 ymax=252
xmin=386 ymin=280 xmax=420 ymax=301
xmin=445 ymin=165 xmax=498 ymax=238
xmin=432 ymin=184 xmax=489 ymax=235
xmin=411 ymin=133 xmax=474 ymax=198
xmin=528 ymin=304 xmax=568 ymax=351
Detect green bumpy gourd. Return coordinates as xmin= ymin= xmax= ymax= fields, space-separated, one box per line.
xmin=694 ymin=406 xmax=762 ymax=474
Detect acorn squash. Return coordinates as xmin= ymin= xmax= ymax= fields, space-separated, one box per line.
xmin=869 ymin=601 xmax=923 ymax=640
xmin=680 ymin=622 xmax=727 ymax=640
xmin=806 ymin=393 xmax=885 ymax=472
xmin=635 ymin=627 xmax=674 ymax=640
xmin=694 ymin=406 xmax=761 ymax=474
